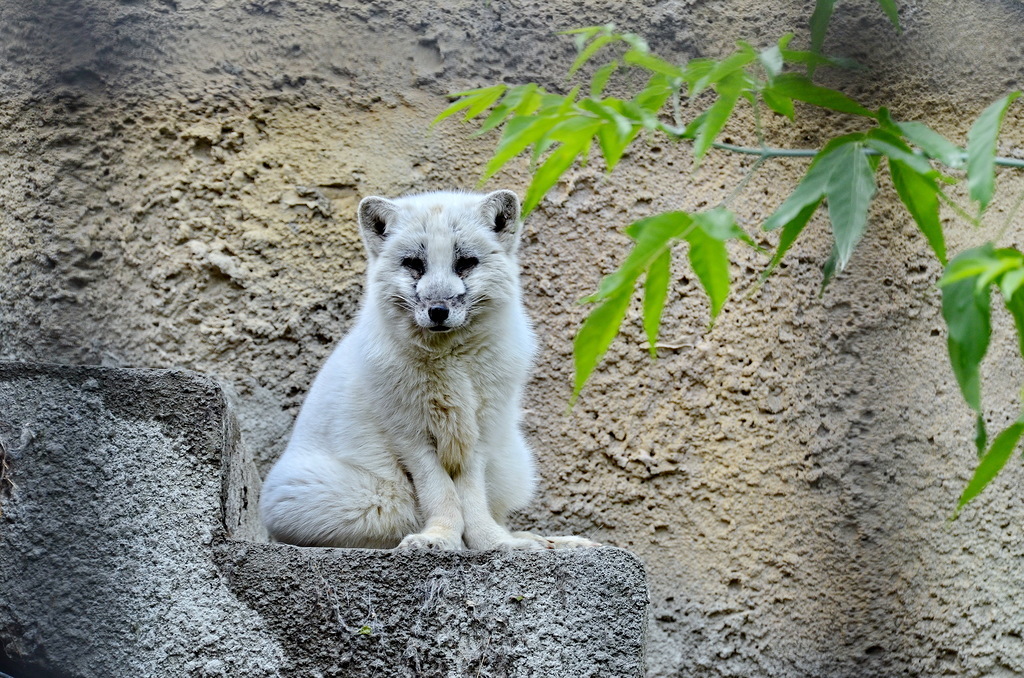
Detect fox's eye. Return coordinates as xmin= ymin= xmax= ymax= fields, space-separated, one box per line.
xmin=455 ymin=256 xmax=479 ymax=275
xmin=402 ymin=257 xmax=426 ymax=275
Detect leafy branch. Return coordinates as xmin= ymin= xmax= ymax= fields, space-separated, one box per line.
xmin=433 ymin=14 xmax=1024 ymax=512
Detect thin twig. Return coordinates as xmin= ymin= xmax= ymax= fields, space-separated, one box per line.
xmin=721 ymin=156 xmax=767 ymax=209
xmin=995 ymin=187 xmax=1024 ymax=244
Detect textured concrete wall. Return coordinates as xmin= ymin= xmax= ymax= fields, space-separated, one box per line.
xmin=0 ymin=363 xmax=649 ymax=677
xmin=1 ymin=1 xmax=1024 ymax=676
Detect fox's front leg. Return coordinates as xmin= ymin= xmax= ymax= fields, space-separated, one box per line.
xmin=458 ymin=455 xmax=543 ymax=551
xmin=397 ymin=443 xmax=464 ymax=550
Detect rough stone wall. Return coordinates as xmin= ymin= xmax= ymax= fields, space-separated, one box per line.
xmin=1 ymin=1 xmax=1023 ymax=676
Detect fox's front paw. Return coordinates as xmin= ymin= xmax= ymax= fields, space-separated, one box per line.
xmin=398 ymin=531 xmax=462 ymax=550
xmin=512 ymin=532 xmax=602 ymax=549
xmin=490 ymin=536 xmax=546 ymax=551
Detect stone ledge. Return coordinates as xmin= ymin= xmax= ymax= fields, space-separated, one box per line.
xmin=0 ymin=363 xmax=649 ymax=677
xmin=217 ymin=542 xmax=648 ymax=677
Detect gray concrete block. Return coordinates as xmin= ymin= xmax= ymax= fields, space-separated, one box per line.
xmin=217 ymin=542 xmax=649 ymax=678
xmin=0 ymin=363 xmax=649 ymax=677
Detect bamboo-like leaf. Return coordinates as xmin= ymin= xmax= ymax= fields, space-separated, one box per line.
xmin=568 ymin=34 xmax=616 ymax=76
xmin=686 ymin=213 xmax=735 ymax=323
xmin=522 ymin=127 xmax=599 ymax=215
xmin=1000 ymin=267 xmax=1024 ymax=302
xmin=635 ymin=74 xmax=675 ymax=113
xmin=591 ymin=211 xmax=693 ymax=301
xmin=761 ymin=199 xmax=823 ymax=280
xmin=590 ymin=60 xmax=619 ymax=97
xmin=864 ymin=128 xmax=935 ymax=176
xmin=899 ymin=124 xmax=963 ymax=167
xmin=955 ymin=419 xmax=1024 ymax=515
xmin=966 ymin=91 xmax=1021 ymax=211
xmin=809 ymin=0 xmax=837 ymax=58
xmin=825 ymin=141 xmax=878 ymax=272
xmin=821 ymin=242 xmax=840 ymax=291
xmin=762 ymin=89 xmax=795 ymax=119
xmin=764 ymin=134 xmax=862 ymax=231
xmin=643 ymin=250 xmax=672 ymax=357
xmin=688 ymin=48 xmax=756 ymax=97
xmin=693 ymin=71 xmax=744 ymax=163
xmin=1005 ymin=286 xmax=1024 ymax=356
xmin=483 ymin=114 xmax=563 ymax=181
xmin=476 ymin=84 xmax=541 ymax=134
xmin=939 ymin=247 xmax=994 ymax=415
xmin=432 ymin=85 xmax=507 ymax=125
xmin=695 ymin=207 xmax=753 ymax=245
xmin=572 ymin=286 xmax=633 ymax=404
xmin=597 ymin=121 xmax=640 ymax=172
xmin=623 ymin=50 xmax=684 ymax=78
xmin=889 ymin=159 xmax=946 ymax=264
xmin=768 ymin=74 xmax=876 ymax=118
xmin=874 ymin=0 xmax=901 ymax=31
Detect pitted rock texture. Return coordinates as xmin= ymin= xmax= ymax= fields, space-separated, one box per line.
xmin=2 ymin=1 xmax=1024 ymax=676
xmin=218 ymin=542 xmax=649 ymax=678
xmin=0 ymin=363 xmax=649 ymax=677
xmin=0 ymin=363 xmax=281 ymax=677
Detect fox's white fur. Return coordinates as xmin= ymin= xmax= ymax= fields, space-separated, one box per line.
xmin=260 ymin=190 xmax=596 ymax=550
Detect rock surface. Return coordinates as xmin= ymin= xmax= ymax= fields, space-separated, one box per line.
xmin=0 ymin=363 xmax=649 ymax=677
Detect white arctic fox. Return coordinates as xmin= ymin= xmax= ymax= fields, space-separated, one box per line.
xmin=260 ymin=190 xmax=596 ymax=550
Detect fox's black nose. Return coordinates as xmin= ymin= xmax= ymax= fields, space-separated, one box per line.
xmin=428 ymin=305 xmax=450 ymax=324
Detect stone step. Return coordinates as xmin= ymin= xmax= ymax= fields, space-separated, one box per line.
xmin=0 ymin=363 xmax=649 ymax=677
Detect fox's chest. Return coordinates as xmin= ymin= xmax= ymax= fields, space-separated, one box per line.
xmin=417 ymin=360 xmax=483 ymax=477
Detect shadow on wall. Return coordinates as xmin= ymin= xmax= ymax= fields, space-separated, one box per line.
xmin=1 ymin=0 xmax=168 ymax=95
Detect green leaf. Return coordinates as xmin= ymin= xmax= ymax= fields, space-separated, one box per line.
xmin=762 ymin=89 xmax=795 ymax=119
xmin=940 ymin=247 xmax=994 ymax=415
xmin=889 ymin=159 xmax=946 ymax=264
xmin=688 ymin=47 xmax=756 ymax=97
xmin=590 ymin=61 xmax=619 ymax=97
xmin=569 ymin=34 xmax=616 ymax=76
xmin=686 ymin=212 xmax=736 ymax=322
xmin=821 ymin=242 xmax=840 ymax=291
xmin=643 ymin=250 xmax=672 ymax=357
xmin=573 ymin=286 xmax=633 ymax=403
xmin=874 ymin=0 xmax=901 ymax=31
xmin=483 ymin=114 xmax=563 ymax=181
xmin=1005 ymin=287 xmax=1024 ymax=356
xmin=761 ymin=198 xmax=823 ymax=280
xmin=864 ymin=129 xmax=935 ymax=176
xmin=432 ymin=85 xmax=508 ymax=126
xmin=623 ymin=50 xmax=684 ymax=78
xmin=593 ymin=211 xmax=693 ymax=301
xmin=693 ymin=71 xmax=744 ymax=163
xmin=882 ymin=111 xmax=965 ymax=168
xmin=522 ymin=128 xmax=598 ymax=216
xmin=809 ymin=0 xmax=837 ymax=58
xmin=559 ymin=24 xmax=612 ymax=37
xmin=596 ymin=119 xmax=640 ymax=172
xmin=825 ymin=141 xmax=878 ymax=272
xmin=694 ymin=206 xmax=753 ymax=245
xmin=635 ymin=74 xmax=675 ymax=113
xmin=955 ymin=419 xmax=1024 ymax=515
xmin=967 ymin=91 xmax=1021 ymax=211
xmin=476 ymin=84 xmax=542 ymax=134
xmin=763 ymin=134 xmax=863 ymax=231
xmin=1000 ymin=267 xmax=1024 ymax=302
xmin=768 ymin=74 xmax=876 ymax=118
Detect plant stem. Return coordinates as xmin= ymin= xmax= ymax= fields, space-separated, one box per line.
xmin=710 ymin=140 xmax=1024 ymax=168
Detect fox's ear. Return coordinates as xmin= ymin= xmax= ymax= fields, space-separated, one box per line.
xmin=482 ymin=190 xmax=521 ymax=252
xmin=357 ymin=196 xmax=398 ymax=257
